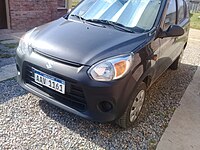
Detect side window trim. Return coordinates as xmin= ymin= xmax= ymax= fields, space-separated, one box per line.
xmin=175 ymin=0 xmax=178 ymax=24
xmin=183 ymin=0 xmax=189 ymax=18
xmin=162 ymin=0 xmax=178 ymax=30
xmin=177 ymin=0 xmax=186 ymax=24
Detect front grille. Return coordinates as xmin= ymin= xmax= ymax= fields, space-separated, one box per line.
xmin=33 ymin=49 xmax=82 ymax=67
xmin=23 ymin=62 xmax=86 ymax=111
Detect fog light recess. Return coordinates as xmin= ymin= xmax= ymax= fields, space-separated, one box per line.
xmin=99 ymin=101 xmax=113 ymax=112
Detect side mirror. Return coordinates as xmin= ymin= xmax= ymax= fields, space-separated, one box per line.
xmin=158 ymin=25 xmax=184 ymax=38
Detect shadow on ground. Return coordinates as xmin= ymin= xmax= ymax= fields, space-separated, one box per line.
xmin=38 ymin=62 xmax=197 ymax=149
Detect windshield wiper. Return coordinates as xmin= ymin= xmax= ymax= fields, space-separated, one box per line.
xmin=86 ymin=19 xmax=134 ymax=33
xmin=70 ymin=14 xmax=106 ymax=27
xmin=70 ymin=14 xmax=86 ymax=22
xmin=70 ymin=15 xmax=132 ymax=32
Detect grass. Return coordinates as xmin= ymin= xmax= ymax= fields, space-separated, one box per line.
xmin=0 ymin=41 xmax=18 ymax=49
xmin=0 ymin=39 xmax=12 ymax=42
xmin=148 ymin=139 xmax=157 ymax=150
xmin=190 ymin=13 xmax=200 ymax=30
xmin=0 ymin=53 xmax=15 ymax=58
xmin=3 ymin=43 xmax=18 ymax=49
xmin=72 ymin=0 xmax=80 ymax=7
xmin=0 ymin=42 xmax=18 ymax=58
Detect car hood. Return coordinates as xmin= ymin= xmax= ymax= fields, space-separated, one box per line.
xmin=29 ymin=18 xmax=148 ymax=66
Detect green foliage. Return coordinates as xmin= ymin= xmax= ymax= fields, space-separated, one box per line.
xmin=72 ymin=0 xmax=79 ymax=7
xmin=190 ymin=13 xmax=200 ymax=30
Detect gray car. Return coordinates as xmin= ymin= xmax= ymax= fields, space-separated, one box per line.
xmin=16 ymin=0 xmax=189 ymax=128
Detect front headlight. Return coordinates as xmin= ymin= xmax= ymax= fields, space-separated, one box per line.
xmin=88 ymin=54 xmax=133 ymax=81
xmin=17 ymin=28 xmax=36 ymax=55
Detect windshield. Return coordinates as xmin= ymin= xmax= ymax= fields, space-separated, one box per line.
xmin=69 ymin=0 xmax=161 ymax=31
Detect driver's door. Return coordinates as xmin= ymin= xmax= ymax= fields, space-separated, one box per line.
xmin=158 ymin=0 xmax=178 ymax=74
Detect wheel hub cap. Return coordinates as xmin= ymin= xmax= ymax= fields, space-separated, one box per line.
xmin=130 ymin=90 xmax=145 ymax=122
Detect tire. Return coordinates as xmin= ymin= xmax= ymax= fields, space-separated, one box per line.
xmin=116 ymin=82 xmax=146 ymax=129
xmin=169 ymin=52 xmax=183 ymax=70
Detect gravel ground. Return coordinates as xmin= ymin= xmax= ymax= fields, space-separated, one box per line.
xmin=0 ymin=29 xmax=200 ymax=150
xmin=0 ymin=57 xmax=16 ymax=68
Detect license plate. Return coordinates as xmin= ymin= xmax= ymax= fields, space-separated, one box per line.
xmin=34 ymin=69 xmax=65 ymax=94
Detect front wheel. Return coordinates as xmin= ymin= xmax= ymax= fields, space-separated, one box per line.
xmin=116 ymin=82 xmax=146 ymax=128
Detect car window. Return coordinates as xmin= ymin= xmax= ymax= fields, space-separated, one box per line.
xmin=183 ymin=0 xmax=189 ymax=18
xmin=69 ymin=0 xmax=162 ymax=31
xmin=163 ymin=0 xmax=176 ymax=30
xmin=177 ymin=0 xmax=185 ymax=23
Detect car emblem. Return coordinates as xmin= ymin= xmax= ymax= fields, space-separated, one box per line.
xmin=46 ymin=61 xmax=53 ymax=69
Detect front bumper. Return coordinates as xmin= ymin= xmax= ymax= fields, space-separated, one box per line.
xmin=16 ymin=50 xmax=137 ymax=122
